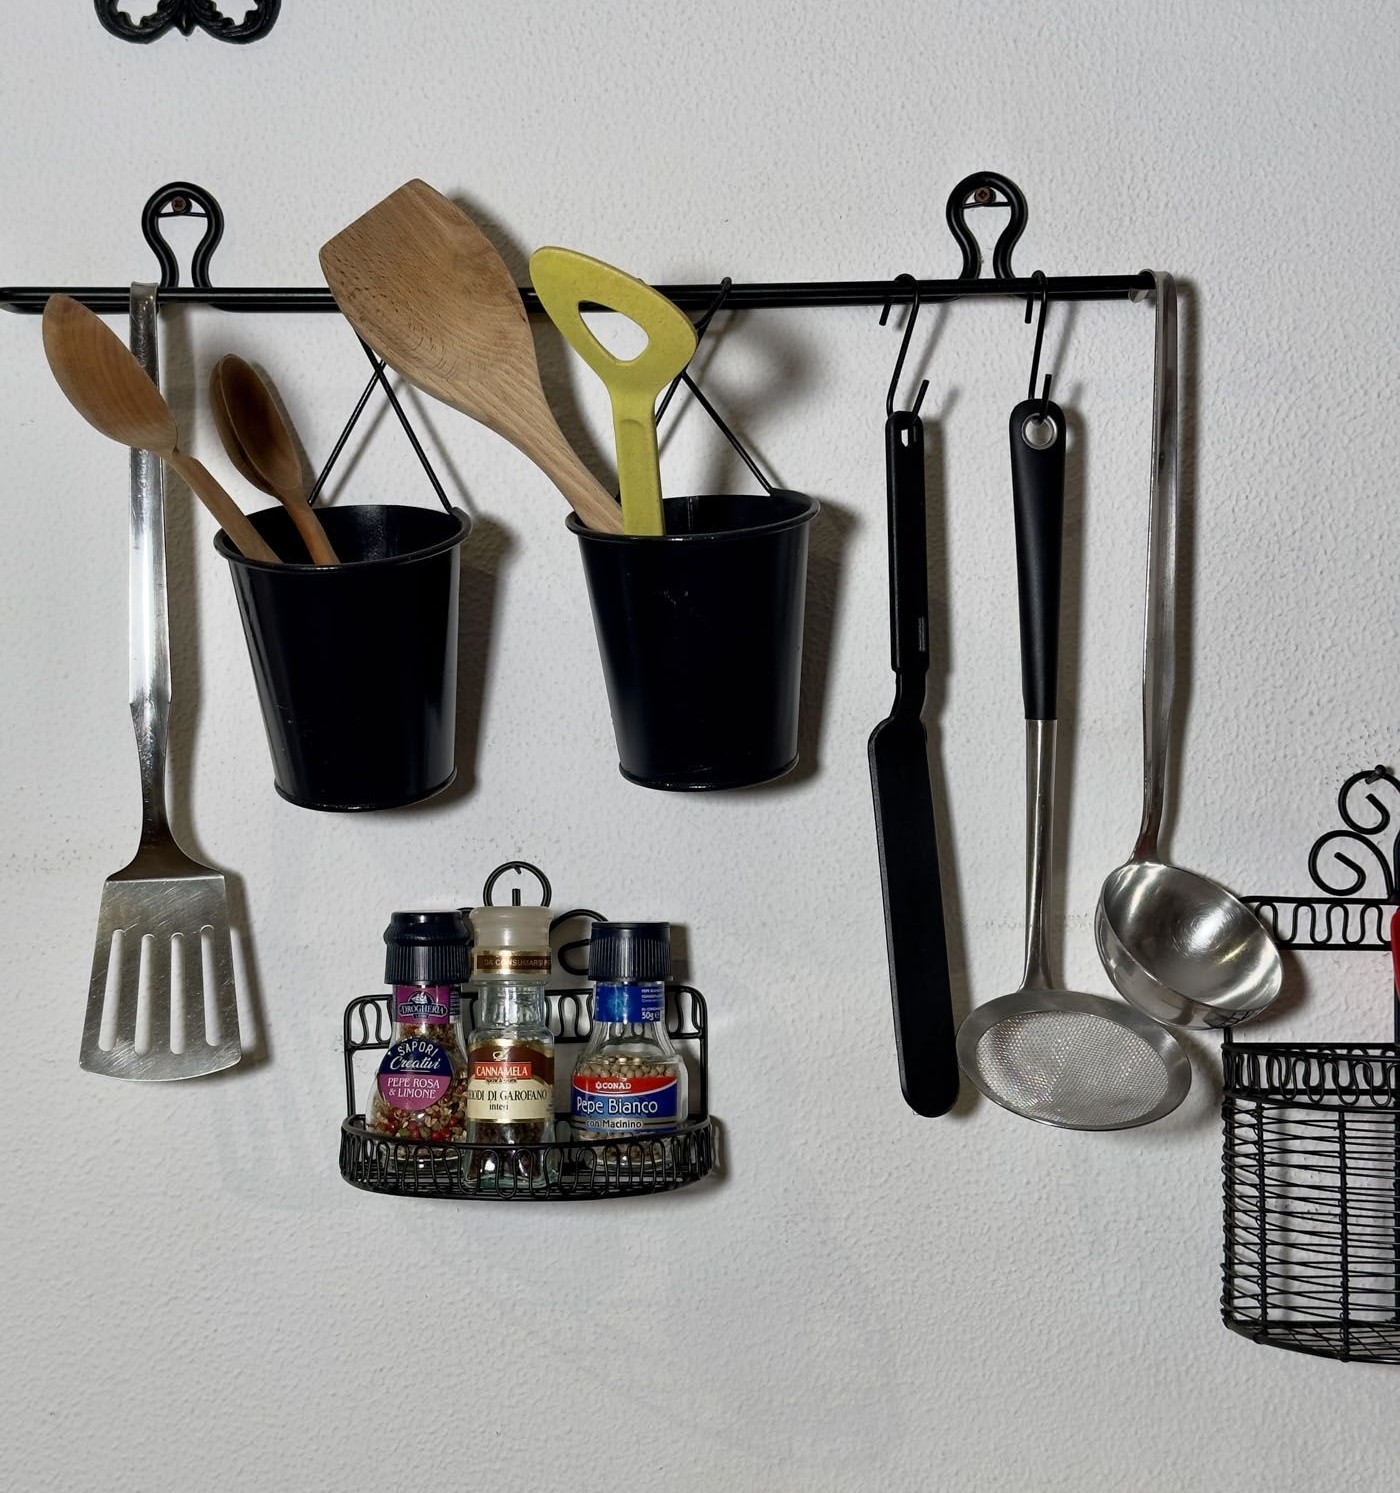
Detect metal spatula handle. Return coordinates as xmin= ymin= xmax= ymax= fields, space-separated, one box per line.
xmin=128 ymin=282 xmax=173 ymax=844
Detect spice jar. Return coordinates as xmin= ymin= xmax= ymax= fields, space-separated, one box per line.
xmin=464 ymin=904 xmax=556 ymax=1186
xmin=366 ymin=910 xmax=474 ymax=1157
xmin=572 ymin=922 xmax=687 ymax=1140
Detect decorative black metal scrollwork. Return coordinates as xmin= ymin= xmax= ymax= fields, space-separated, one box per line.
xmin=95 ymin=0 xmax=280 ymax=45
xmin=1244 ymin=765 xmax=1398 ymax=951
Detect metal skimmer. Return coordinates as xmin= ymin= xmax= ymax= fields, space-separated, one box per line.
xmin=957 ymin=340 xmax=1190 ymax=1130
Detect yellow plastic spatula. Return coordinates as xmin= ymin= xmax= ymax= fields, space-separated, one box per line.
xmin=530 ymin=247 xmax=698 ymax=536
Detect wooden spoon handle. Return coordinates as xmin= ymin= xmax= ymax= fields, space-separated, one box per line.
xmin=526 ymin=418 xmax=624 ymax=534
xmin=275 ymin=484 xmax=340 ymax=565
xmin=167 ymin=450 xmax=281 ymax=564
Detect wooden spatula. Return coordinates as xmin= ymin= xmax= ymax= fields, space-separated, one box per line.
xmin=319 ymin=180 xmax=623 ymax=534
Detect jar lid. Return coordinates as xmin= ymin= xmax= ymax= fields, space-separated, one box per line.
xmin=469 ymin=904 xmax=553 ymax=949
xmin=383 ymin=909 xmax=473 ymax=987
xmin=588 ymin=922 xmax=671 ymax=983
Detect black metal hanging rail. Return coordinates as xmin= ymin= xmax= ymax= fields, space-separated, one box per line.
xmin=0 ymin=275 xmax=1152 ymax=315
xmin=0 ymin=172 xmax=1154 ymax=314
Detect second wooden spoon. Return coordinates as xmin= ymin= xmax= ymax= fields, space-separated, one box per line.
xmin=210 ymin=355 xmax=339 ymax=565
xmin=41 ymin=295 xmax=280 ymax=564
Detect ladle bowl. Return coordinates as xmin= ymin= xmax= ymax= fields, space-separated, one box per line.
xmin=1097 ymin=860 xmax=1282 ymax=1029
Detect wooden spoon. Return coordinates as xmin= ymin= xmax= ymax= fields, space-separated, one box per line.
xmin=41 ymin=295 xmax=280 ymax=564
xmin=210 ymin=355 xmax=340 ymax=565
xmin=319 ymin=180 xmax=623 ymax=535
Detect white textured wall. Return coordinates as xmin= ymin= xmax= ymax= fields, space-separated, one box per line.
xmin=3 ymin=4 xmax=1398 ymax=1490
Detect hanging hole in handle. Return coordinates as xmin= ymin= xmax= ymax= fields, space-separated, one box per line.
xmin=1022 ymin=413 xmax=1059 ymax=449
xmin=581 ymin=310 xmax=650 ymax=362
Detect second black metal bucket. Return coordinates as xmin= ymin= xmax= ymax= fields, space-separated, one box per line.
xmin=570 ymin=492 xmax=820 ymax=790
xmin=215 ymin=503 xmax=471 ymax=811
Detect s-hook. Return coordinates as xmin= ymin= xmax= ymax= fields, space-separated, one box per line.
xmin=1025 ymin=270 xmax=1053 ymax=422
xmin=880 ymin=273 xmax=929 ymax=418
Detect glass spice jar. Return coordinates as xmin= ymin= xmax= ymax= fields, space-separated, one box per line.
xmin=365 ymin=910 xmax=474 ymax=1162
xmin=572 ymin=922 xmax=687 ymax=1142
xmin=464 ymin=904 xmax=557 ymax=1188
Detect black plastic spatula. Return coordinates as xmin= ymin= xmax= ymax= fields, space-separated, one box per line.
xmin=868 ymin=407 xmax=959 ymax=1117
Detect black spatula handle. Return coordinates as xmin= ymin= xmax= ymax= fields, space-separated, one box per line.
xmin=1009 ymin=399 xmax=1067 ymax=721
xmin=886 ymin=410 xmax=928 ymax=676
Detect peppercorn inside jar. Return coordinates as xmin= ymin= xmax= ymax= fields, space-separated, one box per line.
xmin=572 ymin=921 xmax=687 ymax=1143
xmin=365 ymin=910 xmax=474 ymax=1163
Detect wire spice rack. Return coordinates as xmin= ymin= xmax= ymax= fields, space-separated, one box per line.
xmin=340 ymin=861 xmax=716 ymax=1202
xmin=1224 ymin=766 xmax=1399 ymax=1362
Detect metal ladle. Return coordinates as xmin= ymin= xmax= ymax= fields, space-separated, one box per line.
xmin=1095 ymin=272 xmax=1282 ymax=1029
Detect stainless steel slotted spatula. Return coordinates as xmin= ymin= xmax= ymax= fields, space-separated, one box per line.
xmin=80 ymin=283 xmax=242 ymax=1080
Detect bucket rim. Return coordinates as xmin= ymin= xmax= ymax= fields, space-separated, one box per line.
xmin=214 ymin=503 xmax=472 ymax=573
xmin=567 ymin=490 xmax=819 ymax=544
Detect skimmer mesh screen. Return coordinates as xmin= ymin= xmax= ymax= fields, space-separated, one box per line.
xmin=970 ymin=1008 xmax=1174 ymax=1128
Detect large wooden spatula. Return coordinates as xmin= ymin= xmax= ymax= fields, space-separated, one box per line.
xmin=319 ymin=180 xmax=623 ymax=534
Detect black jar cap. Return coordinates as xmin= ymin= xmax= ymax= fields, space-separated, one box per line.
xmin=588 ymin=922 xmax=671 ymax=983
xmin=384 ymin=909 xmax=473 ymax=987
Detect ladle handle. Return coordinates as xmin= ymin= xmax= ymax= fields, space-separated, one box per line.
xmin=1010 ymin=397 xmax=1067 ymax=992
xmin=1010 ymin=399 xmax=1067 ymax=722
xmin=1137 ymin=272 xmax=1179 ymax=859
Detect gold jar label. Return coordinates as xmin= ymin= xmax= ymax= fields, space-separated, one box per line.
xmin=473 ymin=949 xmax=551 ymax=975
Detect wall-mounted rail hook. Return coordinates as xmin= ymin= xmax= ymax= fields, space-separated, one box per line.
xmin=945 ymin=171 xmax=1028 ymax=281
xmin=140 ymin=181 xmax=225 ymax=290
xmin=1025 ymin=269 xmax=1053 ymax=420
xmin=879 ymin=273 xmax=928 ymax=418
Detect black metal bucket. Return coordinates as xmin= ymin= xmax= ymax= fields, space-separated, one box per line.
xmin=570 ymin=491 xmax=820 ymax=790
xmin=215 ymin=503 xmax=471 ymax=811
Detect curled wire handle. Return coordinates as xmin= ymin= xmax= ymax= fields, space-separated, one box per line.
xmin=945 ymin=171 xmax=1028 ymax=281
xmin=1025 ymin=269 xmax=1053 ymax=419
xmin=141 ymin=181 xmax=225 ymax=290
xmin=481 ymin=860 xmax=553 ymax=908
xmin=879 ymin=273 xmax=929 ymax=418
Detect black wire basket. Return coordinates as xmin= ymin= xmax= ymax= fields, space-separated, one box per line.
xmin=1224 ymin=767 xmax=1399 ymax=1361
xmin=1221 ymin=1040 xmax=1400 ymax=1362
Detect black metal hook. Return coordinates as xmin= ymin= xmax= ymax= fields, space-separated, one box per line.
xmin=879 ymin=273 xmax=929 ymax=419
xmin=945 ymin=171 xmax=1028 ymax=281
xmin=141 ymin=181 xmax=225 ymax=290
xmin=1024 ymin=270 xmax=1053 ymax=420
